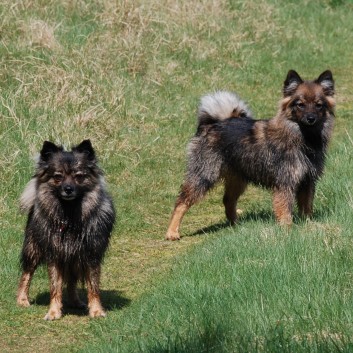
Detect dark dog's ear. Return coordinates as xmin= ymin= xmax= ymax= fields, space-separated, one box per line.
xmin=74 ymin=139 xmax=96 ymax=161
xmin=283 ymin=70 xmax=303 ymax=96
xmin=40 ymin=141 xmax=61 ymax=161
xmin=316 ymin=70 xmax=334 ymax=96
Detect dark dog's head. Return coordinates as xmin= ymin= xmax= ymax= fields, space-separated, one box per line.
xmin=281 ymin=70 xmax=335 ymax=128
xmin=37 ymin=140 xmax=102 ymax=201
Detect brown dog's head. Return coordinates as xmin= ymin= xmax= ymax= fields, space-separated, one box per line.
xmin=281 ymin=70 xmax=335 ymax=127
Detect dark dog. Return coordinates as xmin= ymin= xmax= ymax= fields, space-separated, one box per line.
xmin=166 ymin=70 xmax=335 ymax=240
xmin=17 ymin=140 xmax=116 ymax=320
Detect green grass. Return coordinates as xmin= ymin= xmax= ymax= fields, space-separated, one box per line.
xmin=1 ymin=0 xmax=353 ymax=352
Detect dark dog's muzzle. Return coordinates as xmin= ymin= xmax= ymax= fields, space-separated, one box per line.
xmin=303 ymin=114 xmax=317 ymax=126
xmin=61 ymin=185 xmax=76 ymax=200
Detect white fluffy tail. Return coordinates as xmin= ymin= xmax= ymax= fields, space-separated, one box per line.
xmin=20 ymin=178 xmax=37 ymax=213
xmin=198 ymin=91 xmax=252 ymax=126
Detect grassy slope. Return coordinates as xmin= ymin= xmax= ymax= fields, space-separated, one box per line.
xmin=0 ymin=0 xmax=353 ymax=352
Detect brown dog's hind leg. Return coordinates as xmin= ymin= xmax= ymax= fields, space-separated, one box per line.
xmin=166 ymin=201 xmax=190 ymax=241
xmin=166 ymin=178 xmax=216 ymax=241
xmin=223 ymin=174 xmax=247 ymax=224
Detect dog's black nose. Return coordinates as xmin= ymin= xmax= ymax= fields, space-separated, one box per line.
xmin=64 ymin=185 xmax=74 ymax=195
xmin=305 ymin=115 xmax=316 ymax=125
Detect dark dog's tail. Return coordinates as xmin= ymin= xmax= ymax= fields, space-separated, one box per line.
xmin=20 ymin=178 xmax=37 ymax=213
xmin=197 ymin=91 xmax=252 ymax=127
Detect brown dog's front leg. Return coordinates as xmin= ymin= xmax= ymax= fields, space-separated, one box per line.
xmin=297 ymin=182 xmax=315 ymax=218
xmin=273 ymin=188 xmax=294 ymax=226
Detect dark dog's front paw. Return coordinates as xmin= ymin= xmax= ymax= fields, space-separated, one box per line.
xmin=17 ymin=296 xmax=31 ymax=307
xmin=44 ymin=309 xmax=62 ymax=321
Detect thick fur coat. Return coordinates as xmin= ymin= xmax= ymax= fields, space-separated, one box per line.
xmin=166 ymin=70 xmax=335 ymax=240
xmin=17 ymin=140 xmax=115 ymax=320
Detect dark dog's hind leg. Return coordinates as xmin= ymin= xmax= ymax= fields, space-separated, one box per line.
xmin=223 ymin=174 xmax=247 ymax=224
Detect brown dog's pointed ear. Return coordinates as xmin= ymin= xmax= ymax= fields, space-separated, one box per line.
xmin=283 ymin=70 xmax=303 ymax=97
xmin=40 ymin=141 xmax=61 ymax=161
xmin=316 ymin=70 xmax=334 ymax=96
xmin=74 ymin=139 xmax=96 ymax=161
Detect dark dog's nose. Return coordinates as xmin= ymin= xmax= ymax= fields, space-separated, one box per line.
xmin=305 ymin=115 xmax=316 ymax=125
xmin=64 ymin=185 xmax=74 ymax=195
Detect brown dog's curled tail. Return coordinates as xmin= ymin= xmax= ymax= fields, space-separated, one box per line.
xmin=197 ymin=91 xmax=252 ymax=128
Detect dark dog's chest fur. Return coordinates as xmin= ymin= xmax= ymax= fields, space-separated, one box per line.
xmin=27 ymin=192 xmax=115 ymax=265
xmin=216 ymin=118 xmax=328 ymax=189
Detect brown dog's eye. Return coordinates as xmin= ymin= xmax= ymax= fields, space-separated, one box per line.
xmin=315 ymin=102 xmax=323 ymax=110
xmin=53 ymin=173 xmax=64 ymax=183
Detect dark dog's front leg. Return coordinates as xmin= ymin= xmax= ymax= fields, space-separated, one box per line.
xmin=17 ymin=238 xmax=41 ymax=307
xmin=44 ymin=264 xmax=63 ymax=320
xmin=17 ymin=271 xmax=34 ymax=307
xmin=86 ymin=265 xmax=106 ymax=318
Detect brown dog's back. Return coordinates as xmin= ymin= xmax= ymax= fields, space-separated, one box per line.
xmin=166 ymin=70 xmax=335 ymax=240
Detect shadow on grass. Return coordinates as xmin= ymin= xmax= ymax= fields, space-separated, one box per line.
xmin=189 ymin=206 xmax=333 ymax=238
xmin=34 ymin=289 xmax=130 ymax=316
xmin=189 ymin=209 xmax=274 ymax=237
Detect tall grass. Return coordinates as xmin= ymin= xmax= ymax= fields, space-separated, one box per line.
xmin=1 ymin=0 xmax=353 ymax=352
xmin=81 ymin=128 xmax=353 ymax=352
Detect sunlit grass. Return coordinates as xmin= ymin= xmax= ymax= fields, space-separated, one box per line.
xmin=1 ymin=0 xmax=353 ymax=352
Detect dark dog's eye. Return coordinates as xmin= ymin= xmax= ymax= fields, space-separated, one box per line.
xmin=75 ymin=173 xmax=85 ymax=183
xmin=296 ymin=101 xmax=305 ymax=110
xmin=53 ymin=173 xmax=64 ymax=183
xmin=239 ymin=111 xmax=247 ymax=118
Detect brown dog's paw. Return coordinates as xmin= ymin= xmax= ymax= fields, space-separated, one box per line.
xmin=165 ymin=230 xmax=181 ymax=241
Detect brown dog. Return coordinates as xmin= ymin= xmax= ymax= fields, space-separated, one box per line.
xmin=166 ymin=71 xmax=335 ymax=240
